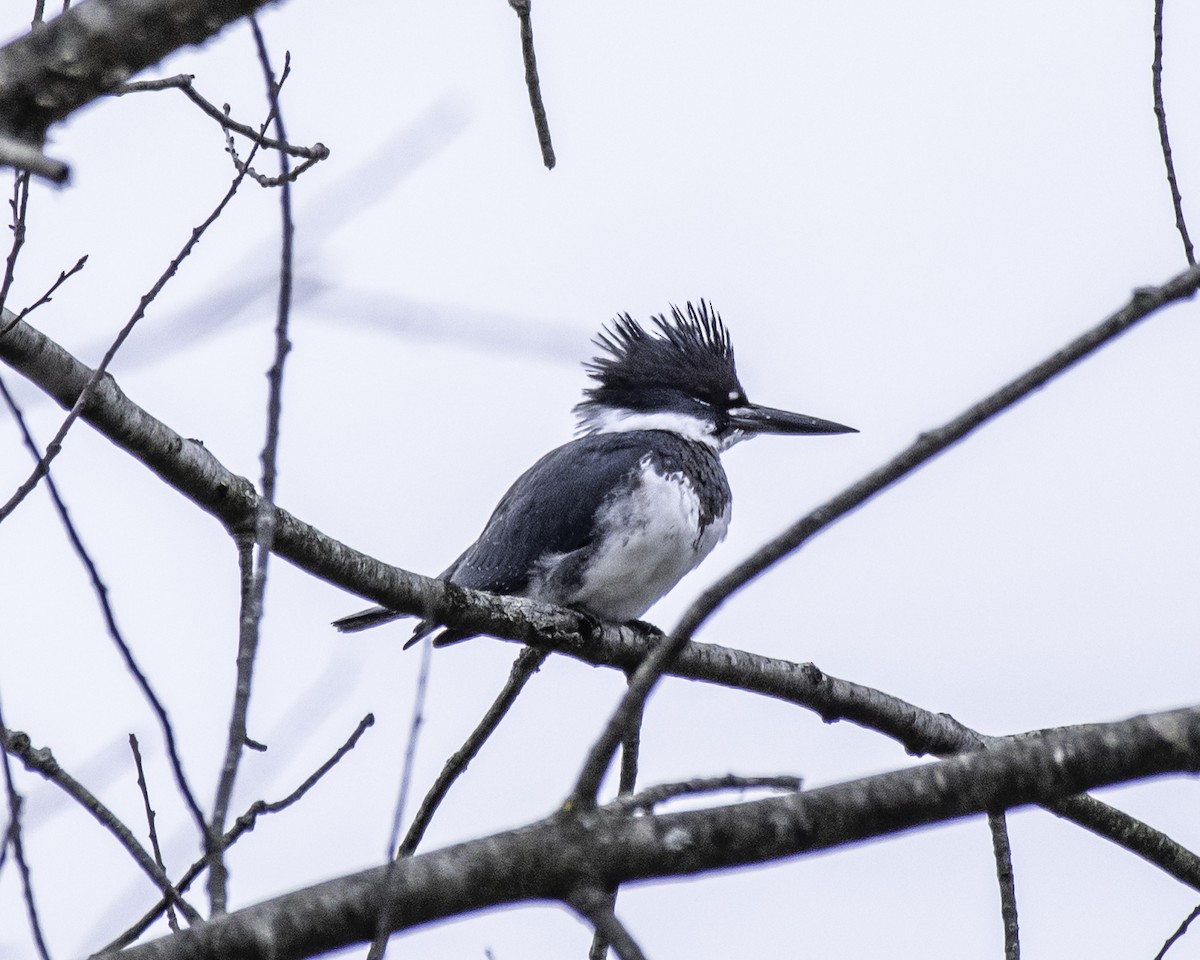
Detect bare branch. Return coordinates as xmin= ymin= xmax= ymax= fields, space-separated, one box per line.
xmin=100 ymin=714 xmax=375 ymax=953
xmin=610 ymin=775 xmax=802 ymax=815
xmin=988 ymin=812 xmax=1020 ymax=960
xmin=1152 ymin=0 xmax=1195 ymax=265
xmin=4 ymin=269 xmax=1200 ymax=887
xmin=8 ymin=254 xmax=88 ymax=325
xmin=368 ymin=637 xmax=434 ymax=960
xmin=0 ymin=0 xmax=285 ymax=146
xmin=0 ymin=171 xmax=31 ymax=314
xmin=0 ymin=702 xmax=52 ymax=960
xmin=98 ymin=703 xmax=1200 ymax=960
xmin=1155 ymin=904 xmax=1200 ymax=960
xmin=506 ymin=0 xmax=555 ymax=169
xmin=587 ymin=677 xmax=644 ymax=960
xmin=113 ymin=73 xmax=328 ymax=162
xmin=0 ymin=726 xmax=200 ymax=923
xmin=129 ymin=735 xmax=181 ymax=932
xmin=569 ymin=886 xmax=646 ymax=960
xmin=399 ymin=646 xmax=548 ymax=857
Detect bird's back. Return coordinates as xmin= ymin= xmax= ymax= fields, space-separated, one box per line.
xmin=409 ymin=429 xmax=730 ymax=645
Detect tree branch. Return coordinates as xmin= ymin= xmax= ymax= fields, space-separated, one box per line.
xmin=399 ymin=646 xmax=548 ymax=857
xmin=0 ymin=727 xmax=201 ymax=923
xmin=1152 ymin=0 xmax=1195 ymax=265
xmin=0 ymin=0 xmax=285 ymax=146
xmin=571 ymin=262 xmax=1200 ymax=806
xmin=5 ymin=263 xmax=1199 ymax=656
xmin=100 ymin=703 xmax=1200 ymax=960
xmin=506 ymin=0 xmax=555 ymax=169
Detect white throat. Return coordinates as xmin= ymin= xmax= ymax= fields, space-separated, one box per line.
xmin=579 ymin=406 xmax=738 ymax=450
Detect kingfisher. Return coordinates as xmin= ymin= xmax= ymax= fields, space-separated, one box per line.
xmin=334 ymin=301 xmax=855 ymax=646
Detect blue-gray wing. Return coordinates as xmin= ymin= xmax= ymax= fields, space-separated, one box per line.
xmin=443 ymin=432 xmax=654 ymax=594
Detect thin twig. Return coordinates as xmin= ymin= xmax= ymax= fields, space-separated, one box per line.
xmin=399 ymin=646 xmax=548 ymax=857
xmin=567 ymin=270 xmax=1200 ymax=809
xmin=0 ymin=379 xmax=203 ymax=921
xmin=368 ymin=636 xmax=435 ymax=960
xmin=0 ymin=171 xmax=30 ymax=316
xmin=0 ymin=724 xmax=200 ymax=923
xmin=223 ymin=125 xmax=325 ymax=187
xmin=129 ymin=735 xmax=180 ymax=932
xmin=617 ymin=680 xmax=642 ymax=800
xmin=0 ymin=700 xmax=52 ymax=960
xmin=569 ymin=885 xmax=647 ymax=960
xmin=112 ymin=73 xmax=328 ymax=162
xmin=506 ymin=0 xmax=555 ymax=169
xmin=1155 ymin=903 xmax=1200 ymax=960
xmin=609 ymin=774 xmax=802 ymax=815
xmin=588 ymin=679 xmax=643 ymax=960
xmin=100 ymin=713 xmax=375 ymax=953
xmin=3 ymin=255 xmax=88 ymax=333
xmin=206 ymin=535 xmax=260 ymax=913
xmin=1152 ymin=0 xmax=1195 ymax=265
xmin=988 ymin=811 xmax=1020 ymax=960
xmin=206 ymin=21 xmax=295 ymax=915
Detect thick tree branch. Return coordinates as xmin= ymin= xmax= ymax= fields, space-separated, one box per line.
xmin=0 ymin=0 xmax=284 ymax=146
xmin=101 ymin=704 xmax=1200 ymax=960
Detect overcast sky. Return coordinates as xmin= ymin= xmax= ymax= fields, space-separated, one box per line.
xmin=2 ymin=2 xmax=1200 ymax=958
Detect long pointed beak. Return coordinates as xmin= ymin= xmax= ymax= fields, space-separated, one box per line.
xmin=727 ymin=402 xmax=857 ymax=436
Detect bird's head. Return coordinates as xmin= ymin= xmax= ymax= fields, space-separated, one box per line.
xmin=574 ymin=301 xmax=856 ymax=450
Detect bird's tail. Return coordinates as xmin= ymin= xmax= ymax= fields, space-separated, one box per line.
xmin=334 ymin=606 xmax=476 ymax=649
xmin=331 ymin=605 xmax=407 ymax=634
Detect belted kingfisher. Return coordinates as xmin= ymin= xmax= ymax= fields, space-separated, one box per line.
xmin=334 ymin=301 xmax=855 ymax=646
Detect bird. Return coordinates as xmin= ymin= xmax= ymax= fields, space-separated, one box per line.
xmin=333 ymin=301 xmax=855 ymax=647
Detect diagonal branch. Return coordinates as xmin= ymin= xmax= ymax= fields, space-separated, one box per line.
xmin=399 ymin=646 xmax=548 ymax=857
xmin=0 ymin=726 xmax=201 ymax=923
xmin=100 ymin=713 xmax=375 ymax=953
xmin=568 ymin=264 xmax=1200 ymax=807
xmin=5 ymin=263 xmax=1199 ymax=702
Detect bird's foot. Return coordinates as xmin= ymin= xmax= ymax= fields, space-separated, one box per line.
xmin=626 ymin=618 xmax=665 ymax=638
xmin=573 ymin=609 xmax=607 ymax=644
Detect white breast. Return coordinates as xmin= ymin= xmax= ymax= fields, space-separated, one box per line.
xmin=556 ymin=456 xmax=730 ymax=622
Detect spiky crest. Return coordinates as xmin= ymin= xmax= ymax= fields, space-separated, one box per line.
xmin=574 ymin=302 xmax=747 ymax=432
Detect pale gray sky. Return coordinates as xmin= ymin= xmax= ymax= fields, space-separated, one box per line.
xmin=2 ymin=2 xmax=1199 ymax=957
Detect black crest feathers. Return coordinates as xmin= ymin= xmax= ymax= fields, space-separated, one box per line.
xmin=574 ymin=301 xmax=745 ymax=423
